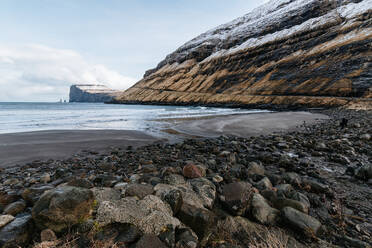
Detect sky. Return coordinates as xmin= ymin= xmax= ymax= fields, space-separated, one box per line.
xmin=0 ymin=0 xmax=268 ymax=102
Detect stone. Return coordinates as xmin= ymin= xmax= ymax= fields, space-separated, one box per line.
xmin=134 ymin=234 xmax=168 ymax=248
xmin=255 ymin=177 xmax=273 ymax=190
xmin=0 ymin=215 xmax=15 ymax=229
xmin=161 ymin=189 xmax=183 ymax=215
xmin=40 ymin=173 xmax=51 ymax=184
xmin=125 ymin=183 xmax=154 ymax=199
xmin=302 ymin=179 xmax=329 ymax=193
xmin=95 ymin=222 xmax=142 ymax=245
xmin=158 ymin=224 xmax=176 ymax=247
xmin=164 ymin=174 xmax=186 ymax=185
xmin=0 ymin=214 xmax=33 ymax=248
xmin=189 ymin=177 xmax=216 ymax=209
xmin=3 ymin=178 xmax=19 ymax=186
xmin=0 ymin=191 xmax=19 ymax=208
xmin=246 ymin=162 xmax=265 ymax=176
xmin=154 ymin=183 xmax=211 ymax=210
xmin=274 ymin=197 xmax=309 ymax=214
xmin=175 ymin=228 xmax=198 ymax=248
xmin=283 ymin=172 xmax=302 ymax=187
xmin=360 ymin=134 xmax=371 ymax=141
xmin=3 ymin=200 xmax=26 ymax=216
xmin=250 ymin=193 xmax=280 ymax=225
xmin=290 ymin=192 xmax=311 ymax=209
xmin=355 ymin=164 xmax=372 ymax=180
xmin=220 ymin=182 xmax=254 ymax=216
xmin=67 ymin=178 xmax=94 ymax=189
xmin=40 ymin=229 xmax=57 ymax=242
xmin=32 ymin=186 xmax=95 ymax=232
xmin=92 ymin=187 xmax=121 ymax=203
xmin=282 ymin=207 xmax=322 ymax=236
xmin=21 ymin=185 xmax=54 ymax=206
xmin=177 ymin=203 xmax=216 ymax=240
xmin=276 ymin=184 xmax=294 ymax=198
xmin=211 ymin=174 xmax=223 ymax=183
xmin=96 ymin=195 xmax=181 ymax=235
xmin=183 ymin=164 xmax=203 ymax=179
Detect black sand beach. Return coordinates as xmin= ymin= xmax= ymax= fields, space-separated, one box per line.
xmin=0 ymin=111 xmax=328 ymax=168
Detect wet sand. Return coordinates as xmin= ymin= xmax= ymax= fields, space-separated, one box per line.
xmin=171 ymin=111 xmax=329 ymax=138
xmin=0 ymin=130 xmax=161 ymax=168
xmin=0 ymin=111 xmax=329 ymax=168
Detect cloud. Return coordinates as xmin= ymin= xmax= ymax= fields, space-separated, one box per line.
xmin=0 ymin=44 xmax=137 ymax=101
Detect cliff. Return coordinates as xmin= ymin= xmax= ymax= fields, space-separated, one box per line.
xmin=116 ymin=0 xmax=372 ymax=108
xmin=69 ymin=84 xmax=121 ymax=103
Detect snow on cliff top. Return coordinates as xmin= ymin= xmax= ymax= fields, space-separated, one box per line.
xmin=168 ymin=0 xmax=371 ymax=64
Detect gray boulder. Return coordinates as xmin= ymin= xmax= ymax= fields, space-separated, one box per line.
xmin=0 ymin=214 xmax=33 ymax=248
xmin=220 ymin=182 xmax=254 ymax=216
xmin=282 ymin=207 xmax=322 ymax=236
xmin=32 ymin=186 xmax=95 ymax=232
xmin=250 ymin=193 xmax=280 ymax=225
xmin=96 ymin=195 xmax=181 ymax=235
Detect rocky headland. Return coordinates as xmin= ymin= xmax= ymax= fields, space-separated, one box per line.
xmin=0 ymin=108 xmax=371 ymax=248
xmin=115 ymin=0 xmax=372 ymax=109
xmin=69 ymin=85 xmax=121 ymax=103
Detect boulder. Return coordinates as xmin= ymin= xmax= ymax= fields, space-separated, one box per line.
xmin=96 ymin=195 xmax=181 ymax=235
xmin=355 ymin=164 xmax=372 ymax=180
xmin=40 ymin=229 xmax=57 ymax=242
xmin=282 ymin=207 xmax=322 ymax=236
xmin=0 ymin=214 xmax=33 ymax=248
xmin=189 ymin=178 xmax=216 ymax=209
xmin=134 ymin=234 xmax=168 ymax=248
xmin=274 ymin=198 xmax=309 ymax=214
xmin=161 ymin=189 xmax=183 ymax=215
xmin=177 ymin=203 xmax=216 ymax=240
xmin=220 ymin=182 xmax=254 ymax=216
xmin=32 ymin=186 xmax=95 ymax=232
xmin=255 ymin=177 xmax=273 ymax=191
xmin=21 ymin=185 xmax=54 ymax=206
xmin=95 ymin=222 xmax=142 ymax=245
xmin=175 ymin=227 xmax=198 ymax=248
xmin=246 ymin=162 xmax=265 ymax=176
xmin=67 ymin=178 xmax=94 ymax=189
xmin=125 ymin=183 xmax=154 ymax=199
xmin=183 ymin=164 xmax=204 ymax=179
xmin=250 ymin=193 xmax=280 ymax=225
xmin=0 ymin=215 xmax=14 ymax=229
xmin=3 ymin=200 xmax=26 ymax=216
xmin=164 ymin=174 xmax=186 ymax=185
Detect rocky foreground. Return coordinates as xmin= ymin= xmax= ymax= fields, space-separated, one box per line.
xmin=0 ymin=109 xmax=371 ymax=248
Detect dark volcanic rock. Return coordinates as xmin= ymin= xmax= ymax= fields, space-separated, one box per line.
xmin=0 ymin=214 xmax=33 ymax=248
xmin=32 ymin=186 xmax=94 ymax=232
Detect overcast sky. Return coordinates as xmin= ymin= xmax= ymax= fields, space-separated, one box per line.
xmin=0 ymin=0 xmax=268 ymax=102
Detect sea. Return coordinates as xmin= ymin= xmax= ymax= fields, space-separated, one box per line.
xmin=0 ymin=102 xmax=268 ymax=136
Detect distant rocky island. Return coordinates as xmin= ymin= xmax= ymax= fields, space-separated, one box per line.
xmin=116 ymin=0 xmax=371 ymax=109
xmin=69 ymin=84 xmax=121 ymax=103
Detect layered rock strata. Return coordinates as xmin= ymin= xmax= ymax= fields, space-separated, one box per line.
xmin=69 ymin=84 xmax=121 ymax=103
xmin=116 ymin=0 xmax=372 ymax=108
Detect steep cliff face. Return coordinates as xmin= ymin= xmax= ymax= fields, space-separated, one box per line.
xmin=69 ymin=85 xmax=121 ymax=103
xmin=117 ymin=0 xmax=372 ymax=108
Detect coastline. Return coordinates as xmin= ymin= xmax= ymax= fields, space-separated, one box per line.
xmin=0 ymin=130 xmax=162 ymax=168
xmin=0 ymin=111 xmax=329 ymax=168
xmin=0 ymin=108 xmax=370 ymax=247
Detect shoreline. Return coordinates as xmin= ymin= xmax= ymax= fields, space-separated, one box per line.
xmin=0 ymin=130 xmax=162 ymax=168
xmin=1 ymin=111 xmax=329 ymax=168
xmin=0 ymin=108 xmax=370 ymax=247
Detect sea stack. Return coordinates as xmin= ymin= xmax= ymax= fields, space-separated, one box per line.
xmin=116 ymin=0 xmax=372 ymax=108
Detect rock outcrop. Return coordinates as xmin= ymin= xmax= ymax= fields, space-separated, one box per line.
xmin=69 ymin=84 xmax=121 ymax=103
xmin=116 ymin=0 xmax=372 ymax=108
